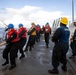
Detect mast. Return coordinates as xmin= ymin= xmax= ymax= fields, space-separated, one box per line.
xmin=72 ymin=0 xmax=74 ymax=25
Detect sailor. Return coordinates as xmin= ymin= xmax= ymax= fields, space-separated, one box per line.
xmin=17 ymin=23 xmax=27 ymax=59
xmin=35 ymin=24 xmax=41 ymax=42
xmin=24 ymin=22 xmax=36 ymax=51
xmin=44 ymin=22 xmax=51 ymax=48
xmin=0 ymin=24 xmax=19 ymax=70
xmin=48 ymin=17 xmax=70 ymax=74
xmin=69 ymin=21 xmax=76 ymax=58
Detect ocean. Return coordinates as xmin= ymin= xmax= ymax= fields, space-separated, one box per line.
xmin=0 ymin=28 xmax=5 ymax=39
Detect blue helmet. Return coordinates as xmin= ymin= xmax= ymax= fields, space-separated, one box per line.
xmin=46 ymin=22 xmax=49 ymax=25
xmin=36 ymin=24 xmax=39 ymax=26
xmin=19 ymin=23 xmax=23 ymax=27
xmin=8 ymin=24 xmax=14 ymax=29
xmin=37 ymin=24 xmax=40 ymax=27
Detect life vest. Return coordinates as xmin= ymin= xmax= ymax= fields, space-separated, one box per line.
xmin=18 ymin=27 xmax=27 ymax=38
xmin=29 ymin=27 xmax=36 ymax=36
xmin=36 ymin=26 xmax=41 ymax=32
xmin=45 ymin=26 xmax=50 ymax=33
xmin=7 ymin=29 xmax=19 ymax=43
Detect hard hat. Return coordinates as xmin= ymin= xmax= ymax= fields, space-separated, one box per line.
xmin=60 ymin=17 xmax=68 ymax=25
xmin=8 ymin=24 xmax=14 ymax=29
xmin=19 ymin=23 xmax=23 ymax=27
xmin=46 ymin=22 xmax=49 ymax=25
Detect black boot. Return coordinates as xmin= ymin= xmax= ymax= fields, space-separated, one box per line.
xmin=61 ymin=66 xmax=67 ymax=72
xmin=19 ymin=55 xmax=25 ymax=59
xmin=2 ymin=61 xmax=9 ymax=66
xmin=46 ymin=43 xmax=49 ymax=48
xmin=9 ymin=64 xmax=16 ymax=70
xmin=48 ymin=68 xmax=59 ymax=74
xmin=29 ymin=46 xmax=32 ymax=51
xmin=47 ymin=44 xmax=49 ymax=48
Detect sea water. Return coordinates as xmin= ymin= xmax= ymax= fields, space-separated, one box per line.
xmin=0 ymin=28 xmax=5 ymax=40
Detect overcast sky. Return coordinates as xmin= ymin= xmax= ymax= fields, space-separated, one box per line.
xmin=0 ymin=0 xmax=76 ymax=28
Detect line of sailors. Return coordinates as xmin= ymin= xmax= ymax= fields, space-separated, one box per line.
xmin=2 ymin=23 xmax=27 ymax=70
xmin=0 ymin=17 xmax=76 ymax=74
xmin=0 ymin=22 xmax=51 ymax=70
xmin=24 ymin=22 xmax=51 ymax=52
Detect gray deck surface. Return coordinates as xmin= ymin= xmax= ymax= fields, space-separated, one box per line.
xmin=0 ymin=35 xmax=76 ymax=75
